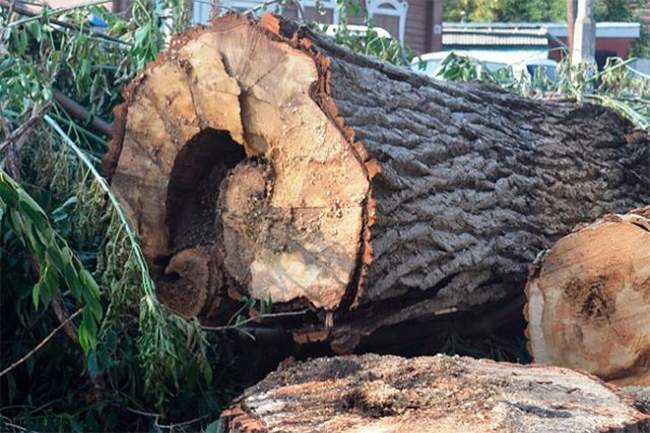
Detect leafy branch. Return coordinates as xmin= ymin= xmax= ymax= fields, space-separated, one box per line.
xmin=0 ymin=169 xmax=102 ymax=353
xmin=436 ymin=53 xmax=650 ymax=131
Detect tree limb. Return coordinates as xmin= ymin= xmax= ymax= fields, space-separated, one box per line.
xmin=53 ymin=91 xmax=113 ymax=137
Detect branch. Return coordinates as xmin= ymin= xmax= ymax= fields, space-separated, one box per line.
xmin=0 ymin=102 xmax=52 ymax=155
xmin=202 ymin=310 xmax=309 ymax=332
xmin=53 ymin=91 xmax=113 ymax=137
xmin=0 ymin=309 xmax=83 ymax=378
xmin=0 ymin=0 xmax=132 ymax=47
xmin=7 ymin=0 xmax=113 ymax=28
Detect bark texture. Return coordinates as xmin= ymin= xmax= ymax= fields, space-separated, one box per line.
xmin=104 ymin=13 xmax=650 ymax=352
xmin=525 ymin=206 xmax=650 ymax=387
xmin=221 ymin=353 xmax=650 ymax=433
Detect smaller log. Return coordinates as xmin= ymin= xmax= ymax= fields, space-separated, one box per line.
xmin=525 ymin=206 xmax=650 ymax=386
xmin=220 ymin=354 xmax=649 ymax=433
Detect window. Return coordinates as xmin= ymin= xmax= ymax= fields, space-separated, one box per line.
xmin=300 ymin=0 xmax=339 ymax=24
xmin=366 ymin=0 xmax=407 ymax=44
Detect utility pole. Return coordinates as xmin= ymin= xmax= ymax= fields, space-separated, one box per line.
xmin=572 ymin=0 xmax=596 ymax=65
xmin=566 ymin=0 xmax=578 ymax=59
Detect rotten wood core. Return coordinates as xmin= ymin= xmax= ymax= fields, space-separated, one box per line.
xmin=221 ymin=354 xmax=650 ymax=433
xmin=105 ymin=13 xmax=650 ymax=352
xmin=106 ymin=14 xmax=371 ymax=322
xmin=525 ymin=206 xmax=650 ymax=387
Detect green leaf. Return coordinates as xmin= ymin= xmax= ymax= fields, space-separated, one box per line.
xmin=40 ymin=264 xmax=57 ymax=307
xmin=78 ymin=311 xmax=96 ymax=353
xmin=84 ymin=293 xmax=102 ymax=322
xmin=46 ymin=244 xmax=67 ymax=275
xmin=0 ymin=175 xmax=19 ymax=207
xmin=17 ymin=188 xmax=48 ymax=229
xmin=32 ymin=277 xmax=44 ymax=309
xmin=80 ymin=268 xmax=101 ymax=299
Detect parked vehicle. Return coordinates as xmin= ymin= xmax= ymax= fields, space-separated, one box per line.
xmin=411 ymin=51 xmax=507 ymax=76
xmin=412 ymin=50 xmax=557 ymax=81
xmin=511 ymin=58 xmax=557 ymax=81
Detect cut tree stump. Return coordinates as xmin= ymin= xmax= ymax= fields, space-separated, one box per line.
xmin=104 ymin=13 xmax=650 ymax=352
xmin=525 ymin=206 xmax=650 ymax=387
xmin=220 ymin=354 xmax=650 ymax=432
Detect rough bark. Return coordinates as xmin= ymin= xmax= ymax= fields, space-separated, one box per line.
xmin=525 ymin=206 xmax=650 ymax=387
xmin=104 ymin=13 xmax=650 ymax=352
xmin=220 ymin=353 xmax=650 ymax=433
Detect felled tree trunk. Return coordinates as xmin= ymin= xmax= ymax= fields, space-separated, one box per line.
xmin=221 ymin=354 xmax=650 ymax=432
xmin=525 ymin=206 xmax=650 ymax=387
xmin=104 ymin=13 xmax=650 ymax=352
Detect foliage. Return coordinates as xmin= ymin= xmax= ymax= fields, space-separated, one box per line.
xmin=45 ymin=113 xmax=214 ymax=408
xmin=588 ymin=57 xmax=650 ymax=130
xmin=436 ymin=52 xmax=650 ymax=130
xmin=327 ymin=23 xmax=410 ymax=64
xmin=594 ymin=0 xmax=639 ymax=22
xmin=436 ymin=52 xmax=502 ymax=82
xmin=1 ymin=7 xmax=130 ymax=126
xmin=443 ymin=0 xmax=566 ymax=22
xmin=0 ymin=169 xmax=102 ymax=353
xmin=443 ymin=0 xmax=642 ymax=22
xmin=0 ymin=0 xmax=220 ymax=430
xmin=308 ymin=0 xmax=412 ymax=65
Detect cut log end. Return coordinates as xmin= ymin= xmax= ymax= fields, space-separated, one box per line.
xmin=221 ymin=354 xmax=650 ymax=433
xmin=106 ymin=14 xmax=371 ymax=316
xmin=525 ymin=207 xmax=650 ymax=386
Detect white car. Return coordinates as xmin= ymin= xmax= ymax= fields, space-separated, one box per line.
xmin=511 ymin=58 xmax=558 ymax=81
xmin=412 ymin=50 xmax=557 ymax=81
xmin=411 ymin=51 xmax=508 ymax=77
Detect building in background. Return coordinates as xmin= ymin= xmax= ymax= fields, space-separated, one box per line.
xmin=440 ymin=22 xmax=640 ymax=69
xmin=546 ymin=22 xmax=641 ymax=65
xmin=442 ymin=23 xmax=550 ymax=65
xmin=27 ymin=0 xmax=648 ymax=63
xmin=27 ymin=0 xmax=442 ymax=52
xmin=192 ymin=0 xmax=443 ymax=53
